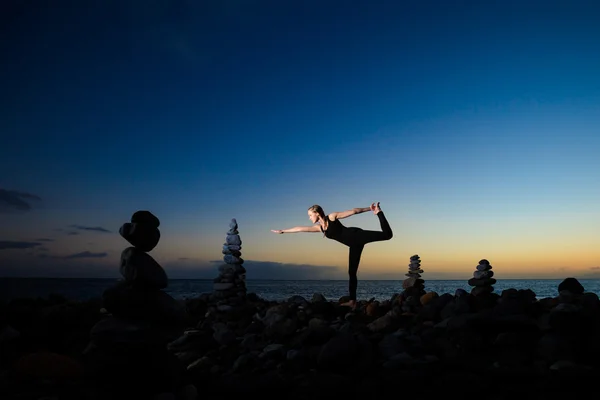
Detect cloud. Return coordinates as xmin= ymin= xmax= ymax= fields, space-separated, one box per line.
xmin=69 ymin=225 xmax=111 ymax=233
xmin=0 ymin=240 xmax=43 ymax=250
xmin=591 ymin=267 xmax=600 ymax=270
xmin=0 ymin=255 xmax=117 ymax=278
xmin=34 ymin=238 xmax=54 ymax=242
xmin=162 ymin=258 xmax=344 ymax=280
xmin=63 ymin=251 xmax=108 ymax=259
xmin=31 ymin=250 xmax=108 ymax=260
xmin=67 ymin=231 xmax=79 ymax=236
xmin=0 ymin=189 xmax=42 ymax=213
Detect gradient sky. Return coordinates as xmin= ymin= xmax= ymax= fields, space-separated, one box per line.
xmin=1 ymin=0 xmax=599 ymax=281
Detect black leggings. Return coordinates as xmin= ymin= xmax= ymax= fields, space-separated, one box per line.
xmin=346 ymin=212 xmax=393 ymax=301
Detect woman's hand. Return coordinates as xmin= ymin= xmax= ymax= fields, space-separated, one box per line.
xmin=271 ymin=229 xmax=284 ymax=234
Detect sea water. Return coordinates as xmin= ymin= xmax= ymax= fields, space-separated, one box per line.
xmin=2 ymin=278 xmax=599 ymax=302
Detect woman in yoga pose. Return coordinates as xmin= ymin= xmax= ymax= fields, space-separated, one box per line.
xmin=271 ymin=202 xmax=393 ymax=308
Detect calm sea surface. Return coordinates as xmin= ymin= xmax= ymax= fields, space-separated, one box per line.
xmin=1 ymin=278 xmax=599 ymax=302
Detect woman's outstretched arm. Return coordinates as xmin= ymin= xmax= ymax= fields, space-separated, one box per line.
xmin=329 ymin=206 xmax=371 ymax=220
xmin=271 ymin=226 xmax=321 ymax=234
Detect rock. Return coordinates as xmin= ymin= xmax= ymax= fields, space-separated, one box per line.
xmin=119 ymin=222 xmax=161 ymax=252
xmin=558 ymin=277 xmax=585 ymax=295
xmin=14 ymin=351 xmax=84 ymax=381
xmin=317 ymin=333 xmax=358 ymax=370
xmin=120 ymin=247 xmax=168 ymax=289
xmin=131 ymin=210 xmax=160 ymax=228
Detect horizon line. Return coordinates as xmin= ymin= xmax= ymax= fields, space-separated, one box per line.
xmin=0 ymin=276 xmax=594 ymax=281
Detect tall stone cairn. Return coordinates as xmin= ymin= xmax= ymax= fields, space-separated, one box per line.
xmin=213 ymin=218 xmax=247 ymax=299
xmin=468 ymin=259 xmax=496 ymax=296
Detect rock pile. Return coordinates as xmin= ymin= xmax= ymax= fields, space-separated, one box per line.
xmin=468 ymin=258 xmax=496 ymax=296
xmin=213 ymin=218 xmax=247 ymax=301
xmin=402 ymin=254 xmax=425 ymax=292
xmin=165 ymin=276 xmax=600 ymax=397
xmin=400 ymin=254 xmax=426 ymax=313
xmin=83 ymin=210 xmax=195 ymax=399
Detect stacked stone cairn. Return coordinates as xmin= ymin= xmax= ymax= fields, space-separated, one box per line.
xmin=468 ymin=258 xmax=496 ymax=296
xmin=213 ymin=218 xmax=247 ymax=302
xmin=400 ymin=254 xmax=426 ymax=313
xmin=84 ymin=210 xmax=194 ymax=399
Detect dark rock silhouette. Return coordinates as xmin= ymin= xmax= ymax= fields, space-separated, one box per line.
xmin=83 ymin=210 xmax=197 ymax=400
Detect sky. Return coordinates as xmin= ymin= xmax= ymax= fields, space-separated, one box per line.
xmin=1 ymin=0 xmax=599 ymax=281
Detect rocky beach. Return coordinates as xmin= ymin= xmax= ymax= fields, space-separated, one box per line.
xmin=1 ymin=213 xmax=599 ymax=399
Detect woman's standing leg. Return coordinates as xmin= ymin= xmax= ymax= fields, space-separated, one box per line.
xmin=347 ymin=245 xmax=364 ymax=303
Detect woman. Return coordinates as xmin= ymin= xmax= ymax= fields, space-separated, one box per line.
xmin=271 ymin=202 xmax=393 ymax=308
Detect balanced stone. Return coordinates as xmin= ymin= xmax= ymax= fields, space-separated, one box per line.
xmin=119 ymin=222 xmax=160 ymax=252
xmin=476 ymin=259 xmax=493 ymax=271
xmin=131 ymin=210 xmax=160 ymax=228
xmin=228 ymin=219 xmax=238 ymax=234
xmin=120 ymin=246 xmax=168 ymax=290
xmin=226 ymin=234 xmax=241 ymax=246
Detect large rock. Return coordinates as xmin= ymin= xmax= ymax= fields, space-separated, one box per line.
xmin=119 ymin=223 xmax=161 ymax=252
xmin=119 ymin=246 xmax=168 ymax=289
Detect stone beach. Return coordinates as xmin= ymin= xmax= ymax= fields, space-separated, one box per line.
xmin=1 ymin=214 xmax=599 ymax=399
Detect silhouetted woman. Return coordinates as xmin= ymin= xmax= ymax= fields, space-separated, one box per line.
xmin=271 ymin=202 xmax=393 ymax=308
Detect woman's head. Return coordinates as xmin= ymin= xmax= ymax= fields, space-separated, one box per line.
xmin=307 ymin=205 xmax=325 ymax=224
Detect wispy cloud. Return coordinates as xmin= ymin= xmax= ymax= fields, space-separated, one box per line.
xmin=69 ymin=225 xmax=111 ymax=233
xmin=0 ymin=240 xmax=42 ymax=250
xmin=0 ymin=189 xmax=41 ymax=213
xmin=35 ymin=238 xmax=54 ymax=242
xmin=163 ymin=258 xmax=344 ymax=280
xmin=63 ymin=251 xmax=108 ymax=259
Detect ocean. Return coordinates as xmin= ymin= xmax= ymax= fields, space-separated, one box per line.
xmin=1 ymin=278 xmax=599 ymax=303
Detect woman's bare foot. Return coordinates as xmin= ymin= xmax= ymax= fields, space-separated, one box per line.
xmin=372 ymin=201 xmax=381 ymax=214
xmin=340 ymin=300 xmax=356 ymax=309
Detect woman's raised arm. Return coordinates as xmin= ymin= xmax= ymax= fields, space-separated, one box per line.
xmin=271 ymin=225 xmax=321 ymax=234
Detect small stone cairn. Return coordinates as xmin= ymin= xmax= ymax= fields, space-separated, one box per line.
xmin=400 ymin=254 xmax=426 ymax=313
xmin=468 ymin=259 xmax=496 ymax=296
xmin=84 ymin=210 xmax=192 ymax=399
xmin=213 ymin=218 xmax=247 ymax=301
xmin=403 ymin=254 xmax=425 ymax=292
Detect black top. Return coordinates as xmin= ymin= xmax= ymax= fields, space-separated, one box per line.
xmin=321 ymin=216 xmax=348 ymax=244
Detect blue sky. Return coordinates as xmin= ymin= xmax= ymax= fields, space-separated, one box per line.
xmin=1 ymin=0 xmax=599 ymax=280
